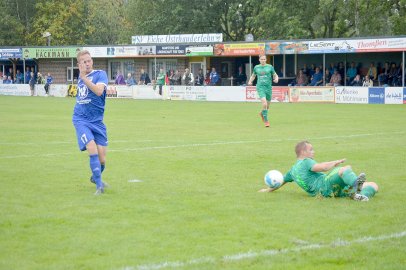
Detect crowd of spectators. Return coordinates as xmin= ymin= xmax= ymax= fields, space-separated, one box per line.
xmin=288 ymin=61 xmax=404 ymax=87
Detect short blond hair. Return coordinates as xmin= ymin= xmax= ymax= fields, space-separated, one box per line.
xmin=76 ymin=50 xmax=91 ymax=62
xmin=295 ymin=141 xmax=310 ymax=157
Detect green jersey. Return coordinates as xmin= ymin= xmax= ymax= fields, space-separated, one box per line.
xmin=284 ymin=158 xmax=328 ymax=197
xmin=253 ymin=64 xmax=275 ymax=87
xmin=157 ymin=72 xmax=165 ymax=85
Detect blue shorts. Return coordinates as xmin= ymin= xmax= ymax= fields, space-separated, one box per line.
xmin=73 ymin=121 xmax=108 ymax=151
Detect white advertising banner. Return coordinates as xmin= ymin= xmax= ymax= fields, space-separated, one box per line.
xmin=115 ymin=85 xmax=134 ymax=98
xmin=35 ymin=84 xmax=68 ymax=97
xmin=335 ymin=87 xmax=369 ymax=104
xmin=169 ymin=86 xmax=207 ymax=101
xmin=132 ymin=33 xmax=223 ymax=44
xmin=0 ymin=84 xmax=30 ymax=96
xmin=134 ymin=85 xmax=162 ymax=100
xmin=384 ymin=87 xmax=403 ymax=104
xmin=289 ymin=87 xmax=335 ymax=102
xmin=206 ymin=86 xmax=246 ymax=102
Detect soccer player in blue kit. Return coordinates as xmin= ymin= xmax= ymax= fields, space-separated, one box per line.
xmin=73 ymin=50 xmax=109 ymax=195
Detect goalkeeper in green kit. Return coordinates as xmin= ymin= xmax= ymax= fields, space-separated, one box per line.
xmin=248 ymin=55 xmax=279 ymax=128
xmin=259 ymin=141 xmax=379 ymax=201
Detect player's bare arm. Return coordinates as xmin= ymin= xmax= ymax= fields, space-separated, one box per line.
xmin=311 ymin=159 xmax=346 ymax=172
xmin=248 ymin=74 xmax=256 ymax=85
xmin=273 ymin=73 xmax=279 ymax=83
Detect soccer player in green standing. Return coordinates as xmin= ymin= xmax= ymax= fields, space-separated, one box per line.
xmin=248 ymin=54 xmax=279 ymax=127
xmin=259 ymin=141 xmax=379 ymax=201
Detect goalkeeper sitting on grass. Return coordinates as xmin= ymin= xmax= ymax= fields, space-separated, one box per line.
xmin=259 ymin=141 xmax=378 ymax=202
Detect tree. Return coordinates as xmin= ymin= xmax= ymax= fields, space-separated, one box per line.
xmin=27 ymin=0 xmax=86 ymax=46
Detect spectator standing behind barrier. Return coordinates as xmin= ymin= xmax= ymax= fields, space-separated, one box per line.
xmin=367 ymin=62 xmax=377 ymax=81
xmin=44 ymin=72 xmax=53 ymax=96
xmin=15 ymin=70 xmax=23 ymax=84
xmin=308 ymin=67 xmax=323 ymax=86
xmin=323 ymin=69 xmax=331 ymax=86
xmin=139 ymin=68 xmax=151 ymax=85
xmin=195 ymin=68 xmax=205 ymax=86
xmin=346 ymin=62 xmax=357 ymax=85
xmin=29 ymin=72 xmax=36 ymax=96
xmin=115 ymin=70 xmax=126 ymax=85
xmin=350 ymin=74 xmax=363 ymax=86
xmin=156 ymin=68 xmax=165 ymax=95
xmin=378 ymin=62 xmax=390 ymax=86
xmin=293 ymin=69 xmax=308 ymax=86
xmin=37 ymin=72 xmax=45 ymax=85
xmin=126 ymin=72 xmax=136 ymax=86
xmin=173 ymin=70 xmax=182 ymax=85
xmin=209 ymin=67 xmax=220 ymax=86
xmin=234 ymin=66 xmax=247 ymax=86
xmin=182 ymin=68 xmax=194 ymax=86
xmin=204 ymin=68 xmax=211 ymax=85
xmin=25 ymin=67 xmax=31 ymax=84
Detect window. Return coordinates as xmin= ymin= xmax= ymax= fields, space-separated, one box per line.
xmin=108 ymin=60 xmax=135 ymax=82
xmin=67 ymin=67 xmax=79 ymax=82
xmin=148 ymin=59 xmax=177 ymax=80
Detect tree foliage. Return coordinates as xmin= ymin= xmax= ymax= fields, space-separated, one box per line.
xmin=0 ymin=0 xmax=405 ymax=46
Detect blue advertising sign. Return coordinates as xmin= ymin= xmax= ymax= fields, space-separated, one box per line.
xmin=403 ymin=88 xmax=406 ymax=104
xmin=368 ymin=87 xmax=385 ymax=104
xmin=0 ymin=48 xmax=22 ymax=59
xmin=156 ymin=45 xmax=186 ymax=55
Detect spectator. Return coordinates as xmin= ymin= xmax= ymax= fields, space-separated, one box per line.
xmin=173 ymin=70 xmax=181 ymax=85
xmin=367 ymin=62 xmax=377 ymax=81
xmin=350 ymin=74 xmax=363 ymax=86
xmin=323 ymin=68 xmax=331 ymax=86
xmin=29 ymin=72 xmax=36 ymax=96
xmin=337 ymin=62 xmax=345 ymax=79
xmin=294 ymin=69 xmax=308 ymax=86
xmin=204 ymin=68 xmax=211 ymax=85
xmin=346 ymin=62 xmax=357 ymax=85
xmin=15 ymin=70 xmax=24 ymax=84
xmin=363 ymin=76 xmax=373 ymax=87
xmin=328 ymin=63 xmax=336 ymax=75
xmin=234 ymin=66 xmax=247 ymax=86
xmin=126 ymin=72 xmax=136 ymax=86
xmin=378 ymin=62 xmax=390 ymax=86
xmin=308 ymin=64 xmax=316 ymax=77
xmin=168 ymin=70 xmax=175 ymax=85
xmin=115 ymin=70 xmax=126 ymax=85
xmin=209 ymin=67 xmax=220 ymax=86
xmin=156 ymin=68 xmax=165 ymax=95
xmin=6 ymin=67 xmax=13 ymax=81
xmin=387 ymin=63 xmax=398 ymax=86
xmin=44 ymin=72 xmax=53 ymax=96
xmin=139 ymin=68 xmax=151 ymax=85
xmin=301 ymin=63 xmax=309 ymax=76
xmin=392 ymin=62 xmax=403 ymax=86
xmin=37 ymin=72 xmax=45 ymax=84
xmin=4 ymin=75 xmax=13 ymax=84
xmin=308 ymin=67 xmax=323 ymax=86
xmin=327 ymin=69 xmax=342 ymax=86
xmin=195 ymin=68 xmax=205 ymax=86
xmin=182 ymin=68 xmax=194 ymax=86
xmin=25 ymin=67 xmax=31 ymax=84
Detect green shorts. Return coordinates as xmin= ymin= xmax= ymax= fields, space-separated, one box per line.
xmin=256 ymin=85 xmax=272 ymax=101
xmin=321 ymin=167 xmax=353 ymax=198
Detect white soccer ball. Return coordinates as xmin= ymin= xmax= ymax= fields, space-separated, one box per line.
xmin=264 ymin=170 xmax=284 ymax=188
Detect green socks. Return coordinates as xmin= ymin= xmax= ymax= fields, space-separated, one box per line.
xmin=361 ymin=186 xmax=376 ymax=198
xmin=262 ymin=109 xmax=268 ymax=122
xmin=341 ymin=168 xmax=357 ymax=186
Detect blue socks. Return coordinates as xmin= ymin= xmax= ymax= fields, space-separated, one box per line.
xmin=89 ymin=154 xmax=102 ymax=188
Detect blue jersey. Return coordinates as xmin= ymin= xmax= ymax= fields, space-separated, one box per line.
xmin=46 ymin=76 xmax=53 ymax=84
xmin=73 ymin=70 xmax=108 ymax=123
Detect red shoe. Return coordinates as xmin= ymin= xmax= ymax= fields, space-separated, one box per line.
xmin=265 ymin=121 xmax=270 ymax=127
xmin=259 ymin=112 xmax=265 ymax=123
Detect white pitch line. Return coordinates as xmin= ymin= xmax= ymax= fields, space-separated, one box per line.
xmin=0 ymin=131 xmax=404 ymax=160
xmin=128 ymin=179 xmax=143 ymax=183
xmin=123 ymin=231 xmax=406 ymax=270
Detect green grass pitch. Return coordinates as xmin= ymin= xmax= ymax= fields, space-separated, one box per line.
xmin=0 ymin=96 xmax=405 ymax=270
